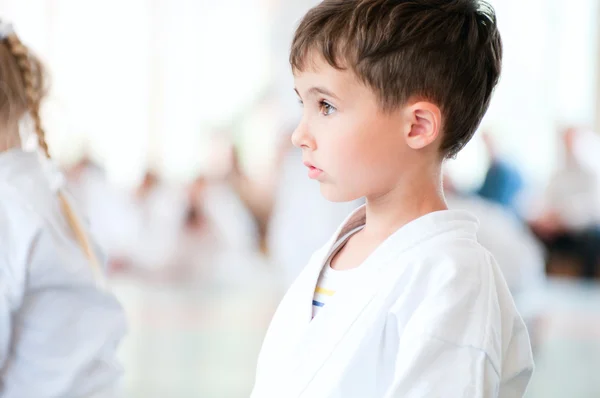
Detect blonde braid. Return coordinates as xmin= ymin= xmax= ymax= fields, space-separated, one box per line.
xmin=5 ymin=35 xmax=48 ymax=154
xmin=5 ymin=34 xmax=105 ymax=285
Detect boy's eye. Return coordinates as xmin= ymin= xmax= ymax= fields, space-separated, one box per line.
xmin=319 ymin=100 xmax=336 ymax=116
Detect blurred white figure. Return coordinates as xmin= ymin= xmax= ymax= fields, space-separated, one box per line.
xmin=174 ymin=134 xmax=267 ymax=285
xmin=202 ymin=179 xmax=261 ymax=253
xmin=533 ymin=128 xmax=600 ymax=231
xmin=104 ymin=172 xmax=268 ymax=285
xmin=0 ymin=26 xmax=125 ymax=397
xmin=268 ymin=144 xmax=363 ymax=286
xmin=128 ymin=173 xmax=190 ymax=272
xmin=528 ymin=128 xmax=600 ymax=279
xmin=70 ymin=167 xmax=194 ymax=276
xmin=66 ymin=159 xmax=139 ymax=264
xmin=68 ymin=168 xmax=184 ymax=274
xmin=181 ymin=177 xmax=270 ymax=286
xmin=0 ymin=151 xmax=127 ymax=397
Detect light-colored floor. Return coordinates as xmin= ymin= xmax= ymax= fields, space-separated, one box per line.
xmin=110 ymin=270 xmax=600 ymax=398
xmin=110 ymin=252 xmax=283 ymax=398
xmin=523 ymin=280 xmax=600 ymax=398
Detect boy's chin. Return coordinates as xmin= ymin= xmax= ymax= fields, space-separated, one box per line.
xmin=320 ymin=183 xmax=361 ymax=203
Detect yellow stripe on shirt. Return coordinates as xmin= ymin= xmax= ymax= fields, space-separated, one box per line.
xmin=315 ymin=287 xmax=336 ymax=296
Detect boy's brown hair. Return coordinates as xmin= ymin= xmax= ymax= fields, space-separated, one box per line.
xmin=290 ymin=0 xmax=502 ymax=158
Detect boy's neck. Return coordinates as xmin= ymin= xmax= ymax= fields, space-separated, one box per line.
xmin=362 ymin=173 xmax=447 ymax=242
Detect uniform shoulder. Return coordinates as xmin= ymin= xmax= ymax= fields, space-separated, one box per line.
xmin=0 ymin=184 xmax=44 ymax=231
xmin=415 ymin=232 xmax=495 ymax=282
xmin=388 ymin=233 xmax=515 ymax=353
xmin=0 ymin=186 xmax=44 ymax=306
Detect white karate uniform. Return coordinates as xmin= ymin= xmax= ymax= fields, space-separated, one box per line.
xmin=252 ymin=206 xmax=533 ymax=398
xmin=446 ymin=194 xmax=546 ymax=298
xmin=0 ymin=149 xmax=126 ymax=397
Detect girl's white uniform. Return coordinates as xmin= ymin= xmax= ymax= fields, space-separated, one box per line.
xmin=0 ymin=149 xmax=126 ymax=397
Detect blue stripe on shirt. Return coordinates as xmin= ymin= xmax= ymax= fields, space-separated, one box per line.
xmin=312 ymin=300 xmax=325 ymax=307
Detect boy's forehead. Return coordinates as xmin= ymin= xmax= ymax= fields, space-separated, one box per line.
xmin=293 ymin=53 xmax=358 ymax=95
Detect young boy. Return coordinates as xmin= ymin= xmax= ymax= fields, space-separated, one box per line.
xmin=252 ymin=1 xmax=533 ymax=397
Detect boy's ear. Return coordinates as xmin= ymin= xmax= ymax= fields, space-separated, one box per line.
xmin=403 ymin=101 xmax=442 ymax=150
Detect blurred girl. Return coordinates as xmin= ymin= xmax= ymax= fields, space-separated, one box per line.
xmin=0 ymin=22 xmax=126 ymax=397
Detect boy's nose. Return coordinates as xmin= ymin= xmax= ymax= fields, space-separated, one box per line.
xmin=291 ymin=119 xmax=315 ymax=150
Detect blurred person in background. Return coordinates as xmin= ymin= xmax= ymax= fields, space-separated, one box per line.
xmin=0 ymin=21 xmax=126 ymax=397
xmin=66 ymin=156 xmax=140 ymax=274
xmin=528 ymin=127 xmax=600 ymax=279
xmin=175 ymin=162 xmax=267 ymax=286
xmin=82 ymin=136 xmax=266 ymax=285
xmin=128 ymin=171 xmax=189 ymax=273
xmin=96 ymin=170 xmax=192 ymax=280
xmin=205 ymin=137 xmax=262 ymax=254
xmin=476 ymin=131 xmax=525 ymax=214
xmin=228 ymin=144 xmax=276 ymax=253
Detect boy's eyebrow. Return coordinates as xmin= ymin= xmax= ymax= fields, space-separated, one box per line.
xmin=294 ymin=86 xmax=340 ymax=101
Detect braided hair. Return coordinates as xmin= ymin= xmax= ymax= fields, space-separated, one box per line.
xmin=1 ymin=26 xmax=104 ymax=284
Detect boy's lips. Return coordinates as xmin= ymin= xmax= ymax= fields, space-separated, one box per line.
xmin=303 ymin=161 xmax=323 ymax=179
